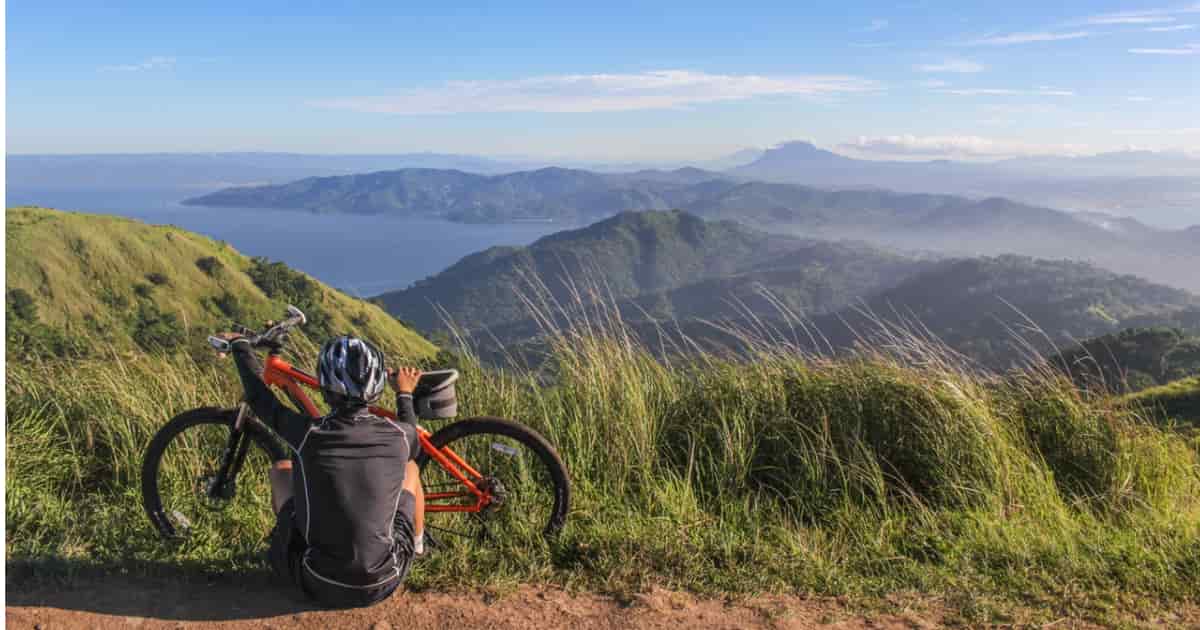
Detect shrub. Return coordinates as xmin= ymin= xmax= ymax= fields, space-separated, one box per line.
xmin=209 ymin=292 xmax=245 ymax=321
xmin=133 ymin=283 xmax=154 ymax=299
xmin=7 ymin=288 xmax=38 ymax=322
xmin=247 ymin=256 xmax=332 ymax=338
xmin=97 ymin=286 xmax=130 ymax=310
xmin=195 ymin=256 xmax=224 ymax=277
xmin=130 ymin=303 xmax=186 ymax=351
xmin=145 ymin=272 xmax=170 ymax=286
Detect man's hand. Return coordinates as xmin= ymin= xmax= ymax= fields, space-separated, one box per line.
xmin=213 ymin=332 xmax=244 ymax=359
xmin=389 ymin=367 xmax=423 ymax=394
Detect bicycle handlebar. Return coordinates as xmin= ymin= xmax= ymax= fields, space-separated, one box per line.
xmin=207 ymin=305 xmax=307 ymax=353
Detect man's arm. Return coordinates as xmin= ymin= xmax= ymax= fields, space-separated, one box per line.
xmin=390 ymin=367 xmax=423 ymax=456
xmin=229 ymin=337 xmax=311 ymax=447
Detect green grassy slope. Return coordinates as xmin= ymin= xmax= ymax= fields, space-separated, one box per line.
xmin=8 ymin=315 xmax=1200 ymax=625
xmin=5 ymin=206 xmax=435 ymax=360
xmin=1124 ymin=376 xmax=1200 ymax=425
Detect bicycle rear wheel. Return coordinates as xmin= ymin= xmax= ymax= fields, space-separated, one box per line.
xmin=141 ymin=407 xmax=286 ymax=543
xmin=417 ymin=417 xmax=570 ymax=548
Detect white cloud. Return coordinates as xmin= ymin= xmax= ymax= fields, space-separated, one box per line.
xmin=1128 ymin=43 xmax=1200 ymax=54
xmin=967 ymin=30 xmax=1092 ymax=45
xmin=857 ymin=18 xmax=889 ymax=32
xmin=99 ymin=56 xmax=176 ymax=72
xmin=914 ymin=59 xmax=984 ymax=73
xmin=917 ymin=79 xmax=949 ymax=88
xmin=1087 ymin=15 xmax=1175 ymax=25
xmin=311 ymin=70 xmax=884 ymax=115
xmin=1146 ymin=24 xmax=1196 ymax=31
xmin=1083 ymin=4 xmax=1200 ymax=25
xmin=839 ymin=134 xmax=1089 ymax=158
xmin=939 ymin=87 xmax=1074 ymax=96
xmin=1126 ymin=96 xmax=1154 ymax=102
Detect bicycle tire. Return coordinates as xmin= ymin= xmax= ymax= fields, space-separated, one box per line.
xmin=141 ymin=407 xmax=287 ymax=540
xmin=417 ymin=416 xmax=570 ymax=542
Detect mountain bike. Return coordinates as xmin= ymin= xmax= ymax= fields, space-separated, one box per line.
xmin=140 ymin=306 xmax=570 ymax=549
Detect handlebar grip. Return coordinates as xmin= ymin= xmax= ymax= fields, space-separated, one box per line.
xmin=207 ymin=336 xmax=233 ymax=353
xmin=286 ymin=305 xmax=307 ymax=325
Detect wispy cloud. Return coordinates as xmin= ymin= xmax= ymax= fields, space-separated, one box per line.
xmin=1083 ymin=4 xmax=1200 ymax=25
xmin=1146 ymin=23 xmax=1196 ymax=31
xmin=917 ymin=79 xmax=949 ymax=88
xmin=1086 ymin=14 xmax=1176 ymax=25
xmin=99 ymin=56 xmax=176 ymax=72
xmin=839 ymin=134 xmax=1089 ymax=158
xmin=966 ymin=30 xmax=1093 ymax=45
xmin=938 ymin=87 xmax=1074 ymax=96
xmin=857 ymin=18 xmax=889 ymax=33
xmin=311 ymin=70 xmax=884 ymax=115
xmin=1127 ymin=96 xmax=1154 ymax=102
xmin=914 ymin=58 xmax=984 ymax=73
xmin=1128 ymin=43 xmax=1200 ymax=54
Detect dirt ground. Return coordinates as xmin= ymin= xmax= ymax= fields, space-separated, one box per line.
xmin=7 ymin=576 xmax=1195 ymax=629
xmin=7 ymin=574 xmax=940 ymax=630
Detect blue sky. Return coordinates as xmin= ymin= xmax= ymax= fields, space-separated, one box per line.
xmin=7 ymin=1 xmax=1199 ymax=160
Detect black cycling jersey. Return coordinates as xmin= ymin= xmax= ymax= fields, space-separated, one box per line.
xmin=231 ymin=340 xmax=419 ymax=603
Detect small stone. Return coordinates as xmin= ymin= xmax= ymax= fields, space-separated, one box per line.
xmin=371 ymin=622 xmax=392 ymax=630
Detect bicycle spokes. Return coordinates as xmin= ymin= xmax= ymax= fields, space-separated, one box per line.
xmin=154 ymin=421 xmax=273 ymax=542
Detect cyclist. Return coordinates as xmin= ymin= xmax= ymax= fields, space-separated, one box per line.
xmin=216 ymin=332 xmax=425 ymax=608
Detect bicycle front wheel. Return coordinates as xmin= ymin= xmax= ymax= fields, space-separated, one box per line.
xmin=417 ymin=417 xmax=570 ymax=548
xmin=141 ymin=407 xmax=286 ymax=543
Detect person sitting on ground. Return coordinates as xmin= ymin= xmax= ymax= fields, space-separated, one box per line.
xmin=216 ymin=332 xmax=425 ymax=608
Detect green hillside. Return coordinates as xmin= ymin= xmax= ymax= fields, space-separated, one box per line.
xmin=5 ymin=206 xmax=435 ymax=360
xmin=812 ymin=255 xmax=1200 ymax=369
xmin=1054 ymin=327 xmax=1200 ymax=392
xmin=374 ymin=210 xmax=809 ymax=332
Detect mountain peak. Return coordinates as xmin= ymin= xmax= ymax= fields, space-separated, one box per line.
xmin=733 ymin=140 xmax=855 ymax=175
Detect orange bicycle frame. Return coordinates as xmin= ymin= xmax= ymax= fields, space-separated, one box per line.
xmin=260 ymin=354 xmax=493 ymax=514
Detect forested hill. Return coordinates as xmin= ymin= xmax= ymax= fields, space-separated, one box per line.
xmin=5 ymin=207 xmax=435 ymax=360
xmin=183 ymin=167 xmax=732 ymax=224
xmin=1052 ymin=327 xmax=1200 ymax=392
xmin=371 ymin=210 xmax=928 ymax=334
xmin=799 ymin=256 xmax=1200 ymax=368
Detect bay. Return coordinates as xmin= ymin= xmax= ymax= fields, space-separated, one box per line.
xmin=6 ymin=188 xmax=564 ymax=296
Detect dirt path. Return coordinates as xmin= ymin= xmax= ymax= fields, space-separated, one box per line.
xmin=6 ymin=575 xmax=954 ymax=630
xmin=11 ymin=576 xmax=1195 ymax=629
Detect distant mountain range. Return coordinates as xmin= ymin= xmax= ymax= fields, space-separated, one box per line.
xmin=734 ymin=142 xmax=1200 ymax=227
xmin=5 ymin=152 xmax=525 ymax=191
xmin=373 ymin=210 xmax=1199 ymax=369
xmin=12 ymin=143 xmax=1200 ymax=227
xmin=737 ymin=141 xmax=1200 ymax=183
xmin=184 ymin=165 xmax=1200 ymax=292
xmin=5 ymin=149 xmax=764 ymax=193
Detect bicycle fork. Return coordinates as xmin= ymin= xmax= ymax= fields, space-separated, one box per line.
xmin=206 ymin=403 xmax=254 ymax=504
